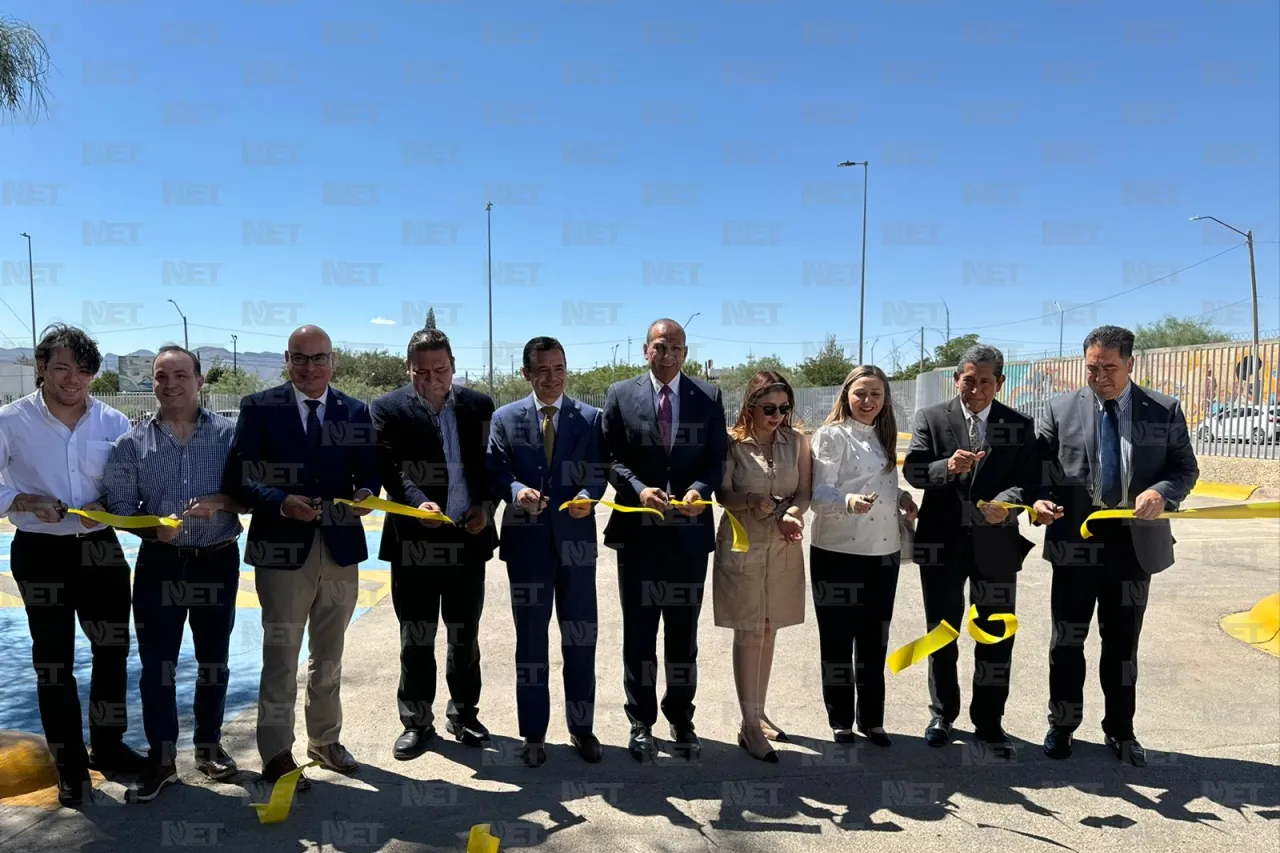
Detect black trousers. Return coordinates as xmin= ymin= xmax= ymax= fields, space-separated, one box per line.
xmin=617 ymin=535 xmax=708 ymax=729
xmin=1048 ymin=520 xmax=1148 ymax=739
xmin=390 ymin=543 xmax=486 ymax=730
xmin=809 ymin=547 xmax=900 ymax=730
xmin=920 ymin=547 xmax=1018 ymax=734
xmin=10 ymin=528 xmax=132 ymax=775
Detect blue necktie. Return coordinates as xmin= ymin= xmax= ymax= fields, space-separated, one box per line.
xmin=1099 ymin=399 xmax=1123 ymax=508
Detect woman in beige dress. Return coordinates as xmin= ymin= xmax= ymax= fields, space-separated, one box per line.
xmin=713 ymin=370 xmax=811 ymax=762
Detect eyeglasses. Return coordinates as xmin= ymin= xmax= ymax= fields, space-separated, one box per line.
xmin=757 ymin=404 xmax=792 ymax=416
xmin=289 ymin=352 xmax=332 ymax=367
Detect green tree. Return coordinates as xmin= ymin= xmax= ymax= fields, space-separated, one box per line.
xmin=1134 ymin=316 xmax=1230 ymax=351
xmin=279 ymin=346 xmax=406 ymax=395
xmin=798 ymin=336 xmax=856 ymax=387
xmin=0 ymin=17 xmax=51 ymax=122
xmin=205 ymin=354 xmax=227 ymax=384
xmin=91 ymin=370 xmax=120 ymax=394
xmin=715 ymin=354 xmax=798 ymax=391
xmin=424 ymin=308 xmax=437 ymax=330
xmin=889 ymin=333 xmax=980 ymax=381
xmin=203 ymin=368 xmax=263 ymax=398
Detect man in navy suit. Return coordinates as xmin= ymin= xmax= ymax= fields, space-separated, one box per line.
xmin=221 ymin=325 xmax=378 ymax=790
xmin=486 ymin=336 xmax=606 ymax=768
xmin=371 ymin=328 xmax=497 ymax=761
xmin=603 ymin=318 xmax=727 ymax=761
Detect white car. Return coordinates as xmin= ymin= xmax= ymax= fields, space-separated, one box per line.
xmin=1197 ymin=405 xmax=1280 ymax=443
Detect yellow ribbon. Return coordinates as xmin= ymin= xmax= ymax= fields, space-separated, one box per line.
xmin=335 ymin=495 xmax=455 ymax=525
xmin=888 ymin=621 xmax=960 ymax=674
xmin=1080 ymin=500 xmax=1280 ymax=539
xmin=468 ymin=824 xmax=501 ymax=853
xmin=966 ymin=603 xmax=1018 ymax=645
xmin=66 ymin=509 xmax=182 ymax=529
xmin=559 ymin=498 xmax=750 ymax=553
xmin=250 ymin=760 xmax=319 ymax=824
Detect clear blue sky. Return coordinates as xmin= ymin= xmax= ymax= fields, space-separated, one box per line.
xmin=4 ymin=0 xmax=1278 ymax=375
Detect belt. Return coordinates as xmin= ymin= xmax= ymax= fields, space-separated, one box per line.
xmin=146 ymin=538 xmax=239 ymax=559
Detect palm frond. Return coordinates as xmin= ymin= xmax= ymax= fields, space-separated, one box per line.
xmin=0 ymin=17 xmax=52 ymax=121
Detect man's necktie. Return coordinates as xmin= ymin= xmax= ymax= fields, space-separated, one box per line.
xmin=541 ymin=405 xmax=556 ymax=469
xmin=968 ymin=413 xmax=981 ymax=452
xmin=657 ymin=385 xmax=673 ymax=451
xmin=305 ymin=399 xmax=323 ymax=455
xmin=1099 ymin=398 xmax=1123 ymax=508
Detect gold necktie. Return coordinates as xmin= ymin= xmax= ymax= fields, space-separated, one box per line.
xmin=541 ymin=405 xmax=556 ymax=468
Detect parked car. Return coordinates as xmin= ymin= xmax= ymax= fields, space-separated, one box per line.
xmin=1196 ymin=405 xmax=1280 ymax=443
xmin=215 ymin=408 xmax=240 ymax=421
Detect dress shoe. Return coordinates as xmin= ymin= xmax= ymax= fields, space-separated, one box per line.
xmin=393 ymin=726 xmax=436 ymax=761
xmin=858 ymin=727 xmax=893 ymax=748
xmin=127 ymin=762 xmax=178 ymax=803
xmin=523 ymin=742 xmax=547 ymax=768
xmin=194 ymin=744 xmax=238 ymax=781
xmin=669 ymin=723 xmax=701 ymax=759
xmin=570 ymin=732 xmax=603 ymax=764
xmin=57 ymin=769 xmax=90 ymax=808
xmin=446 ymin=719 xmax=491 ymax=748
xmin=628 ymin=724 xmax=658 ymax=762
xmin=261 ymin=751 xmax=311 ymax=792
xmin=832 ymin=729 xmax=857 ymax=745
xmin=307 ymin=742 xmax=359 ymax=774
xmin=1106 ymin=735 xmax=1146 ymax=767
xmin=1043 ymin=726 xmax=1073 ymax=760
xmin=924 ymin=716 xmax=953 ymax=748
xmin=737 ymin=730 xmax=779 ymax=763
xmin=88 ymin=742 xmax=148 ymax=775
xmin=974 ymin=729 xmax=1017 ymax=760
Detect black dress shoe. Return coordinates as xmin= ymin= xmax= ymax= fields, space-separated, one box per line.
xmin=394 ymin=726 xmax=436 ymax=761
xmin=446 ymin=719 xmax=491 ymax=748
xmin=669 ymin=723 xmax=701 ymax=759
xmin=858 ymin=728 xmax=893 ymax=748
xmin=88 ymin=743 xmax=148 ymax=775
xmin=194 ymin=744 xmax=238 ymax=781
xmin=570 ymin=732 xmax=603 ymax=764
xmin=1043 ymin=726 xmax=1073 ymax=760
xmin=832 ymin=729 xmax=857 ymax=745
xmin=975 ymin=729 xmax=1017 ymax=760
xmin=523 ymin=742 xmax=546 ymax=768
xmin=924 ymin=716 xmax=953 ymax=748
xmin=1106 ymin=735 xmax=1146 ymax=767
xmin=127 ymin=763 xmax=178 ymax=803
xmin=261 ymin=751 xmax=311 ymax=792
xmin=57 ymin=769 xmax=90 ymax=808
xmin=628 ymin=725 xmax=657 ymax=762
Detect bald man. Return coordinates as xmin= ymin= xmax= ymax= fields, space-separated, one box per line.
xmin=221 ymin=326 xmax=379 ymax=789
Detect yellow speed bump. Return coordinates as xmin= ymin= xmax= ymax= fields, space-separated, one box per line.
xmin=0 ymin=731 xmax=108 ymax=808
xmin=1221 ymin=592 xmax=1280 ymax=657
xmin=1191 ymin=481 xmax=1259 ymax=501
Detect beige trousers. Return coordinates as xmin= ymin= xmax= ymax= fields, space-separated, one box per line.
xmin=255 ymin=532 xmax=359 ymax=764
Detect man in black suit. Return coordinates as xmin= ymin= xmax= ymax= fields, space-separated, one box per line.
xmin=222 ymin=325 xmax=378 ymax=789
xmin=370 ymin=329 xmax=497 ymax=760
xmin=602 ymin=318 xmax=727 ymax=761
xmin=1034 ymin=325 xmax=1198 ymax=766
xmin=904 ymin=344 xmax=1048 ymax=759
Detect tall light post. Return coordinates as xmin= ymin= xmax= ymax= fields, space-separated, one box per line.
xmin=1191 ymin=215 xmax=1261 ymax=403
xmin=19 ymin=232 xmax=36 ymax=381
xmin=167 ymin=299 xmax=189 ymax=349
xmin=684 ymin=311 xmax=700 ymax=330
xmin=486 ymin=201 xmax=494 ymax=396
xmin=837 ymin=160 xmax=869 ymax=363
xmin=941 ymin=299 xmax=950 ymax=343
xmin=231 ymin=334 xmax=238 ymax=375
xmin=1052 ymin=300 xmax=1064 ymax=357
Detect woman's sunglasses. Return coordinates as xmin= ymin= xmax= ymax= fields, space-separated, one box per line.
xmin=756 ymin=404 xmax=792 ymax=416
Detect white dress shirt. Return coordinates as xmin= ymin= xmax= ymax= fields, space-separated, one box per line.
xmin=0 ymin=391 xmax=131 ymax=534
xmin=294 ymin=384 xmax=328 ymax=430
xmin=649 ymin=371 xmax=681 ymax=447
xmin=532 ymin=393 xmax=564 ymax=435
xmin=810 ymin=419 xmax=909 ymax=556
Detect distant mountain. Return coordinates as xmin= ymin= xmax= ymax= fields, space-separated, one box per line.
xmin=0 ymin=346 xmax=286 ymax=382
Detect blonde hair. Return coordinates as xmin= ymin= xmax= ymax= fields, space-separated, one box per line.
xmin=823 ymin=365 xmax=897 ymax=473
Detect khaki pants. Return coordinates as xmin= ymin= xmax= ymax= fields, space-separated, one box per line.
xmin=255 ymin=532 xmax=358 ymax=764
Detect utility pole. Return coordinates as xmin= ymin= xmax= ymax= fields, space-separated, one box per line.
xmin=231 ymin=334 xmax=238 ymax=374
xmin=942 ymin=300 xmax=950 ymax=343
xmin=919 ymin=327 xmax=925 ymax=377
xmin=19 ymin=232 xmax=36 ymax=382
xmin=486 ymin=201 xmax=494 ymax=396
xmin=627 ymin=337 xmax=632 ymax=364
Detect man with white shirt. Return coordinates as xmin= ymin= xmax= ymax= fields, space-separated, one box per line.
xmin=0 ymin=323 xmax=147 ymax=807
xmin=221 ymin=325 xmax=378 ymax=790
xmin=904 ymin=344 xmax=1050 ymax=760
xmin=485 ymin=336 xmax=606 ymax=767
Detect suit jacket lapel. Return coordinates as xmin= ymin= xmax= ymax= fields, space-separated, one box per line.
xmin=637 ymin=376 xmax=664 ymax=453
xmin=278 ymin=384 xmax=308 ymax=450
xmin=1078 ymin=388 xmax=1098 ymax=473
xmin=946 ymin=397 xmax=970 ymax=453
xmin=405 ymin=385 xmax=445 ymax=459
xmin=553 ymin=397 xmax=581 ymax=473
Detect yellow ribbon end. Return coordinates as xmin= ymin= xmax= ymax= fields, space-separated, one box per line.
xmin=249 ymin=760 xmax=320 ymax=824
xmin=888 ymin=620 xmax=960 ymax=674
xmin=468 ymin=823 xmax=501 ymax=853
xmin=335 ymin=496 xmax=455 ymax=525
xmin=966 ymin=603 xmax=1018 ymax=644
xmin=1080 ymin=501 xmax=1280 ymax=539
xmin=67 ymin=509 xmax=182 ymax=529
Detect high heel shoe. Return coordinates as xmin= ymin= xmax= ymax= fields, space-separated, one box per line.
xmin=760 ymin=715 xmax=790 ymax=743
xmin=738 ymin=732 xmax=779 ymax=763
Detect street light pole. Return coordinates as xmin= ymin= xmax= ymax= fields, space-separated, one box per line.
xmin=19 ymin=232 xmax=36 ymax=382
xmin=486 ymin=201 xmax=494 ymax=396
xmin=231 ymin=334 xmax=238 ymax=375
xmin=942 ymin=300 xmax=950 ymax=343
xmin=837 ymin=160 xmax=869 ymax=363
xmin=1053 ymin=300 xmax=1064 ymax=357
xmin=1190 ymin=215 xmax=1261 ymax=403
xmin=684 ymin=312 xmax=700 ymax=330
xmin=167 ymin=299 xmax=188 ymax=350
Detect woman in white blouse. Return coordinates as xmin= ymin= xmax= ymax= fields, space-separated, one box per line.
xmin=809 ymin=365 xmax=917 ymax=747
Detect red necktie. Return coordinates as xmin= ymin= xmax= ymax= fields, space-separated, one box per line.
xmin=658 ymin=384 xmax=672 ymax=451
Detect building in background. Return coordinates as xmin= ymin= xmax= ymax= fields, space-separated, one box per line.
xmin=0 ymin=362 xmax=36 ymax=401
xmin=117 ymin=355 xmax=156 ymax=392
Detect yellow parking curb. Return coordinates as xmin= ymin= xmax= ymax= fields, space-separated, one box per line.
xmin=1191 ymin=481 xmax=1259 ymax=501
xmin=0 ymin=731 xmax=109 ymax=807
xmin=1221 ymin=592 xmax=1280 ymax=657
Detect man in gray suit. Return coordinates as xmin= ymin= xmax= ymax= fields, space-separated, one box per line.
xmin=1033 ymin=325 xmax=1198 ymax=766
